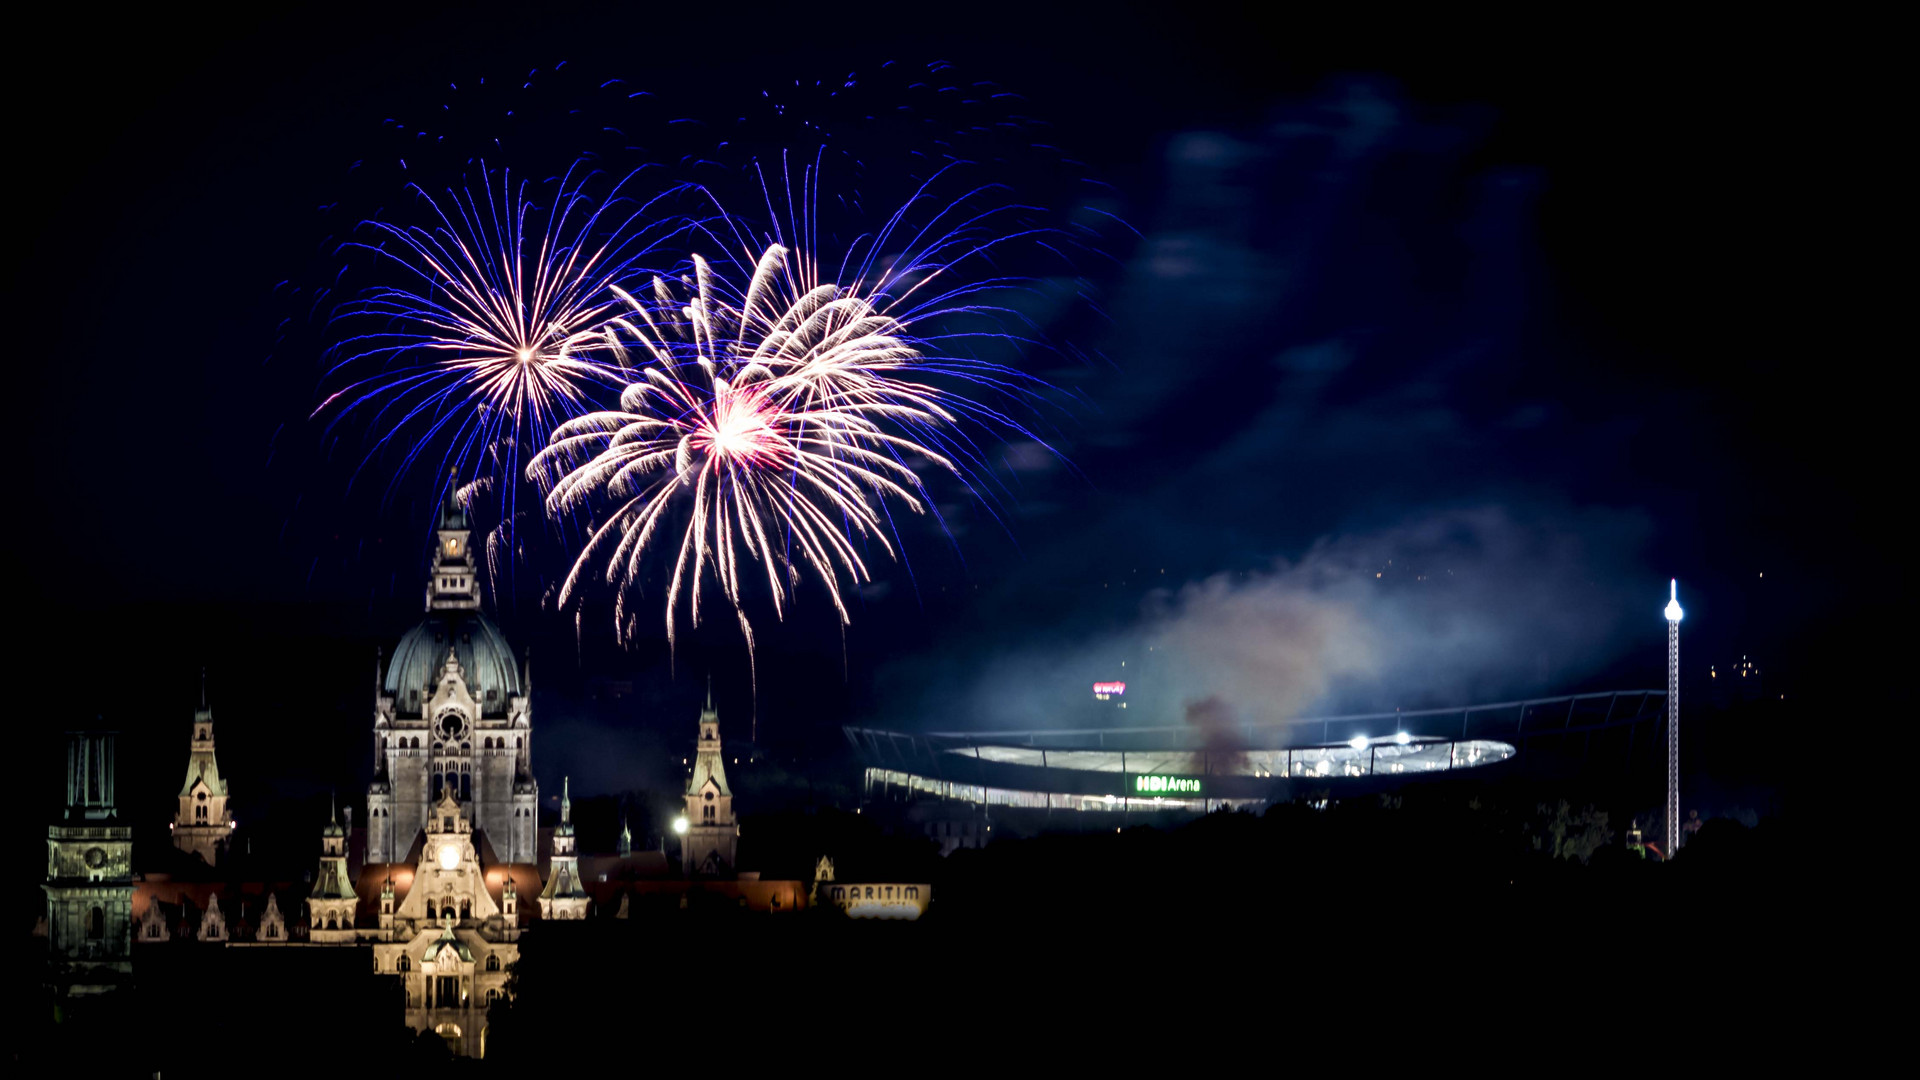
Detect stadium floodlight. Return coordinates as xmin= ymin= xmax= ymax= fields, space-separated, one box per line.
xmin=1394 ymin=732 xmax=1412 ymax=745
xmin=1348 ymin=735 xmax=1369 ymax=751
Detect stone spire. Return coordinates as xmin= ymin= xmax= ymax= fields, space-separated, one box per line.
xmin=682 ymin=692 xmax=737 ymax=877
xmin=173 ymin=673 xmax=232 ymax=866
xmin=617 ymin=813 xmax=632 ymax=856
xmin=539 ymin=776 xmax=587 ymax=920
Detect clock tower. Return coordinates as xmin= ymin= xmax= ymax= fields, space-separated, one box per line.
xmin=427 ymin=481 xmax=480 ymax=611
xmin=45 ymin=731 xmax=134 ymax=995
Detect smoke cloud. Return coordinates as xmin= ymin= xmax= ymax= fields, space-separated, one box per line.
xmin=878 ymin=504 xmax=1652 ymax=734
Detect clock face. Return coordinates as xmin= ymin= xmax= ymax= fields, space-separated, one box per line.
xmin=85 ymin=847 xmax=106 ymax=868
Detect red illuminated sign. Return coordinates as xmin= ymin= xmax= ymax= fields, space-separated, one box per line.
xmin=1092 ymin=682 xmax=1127 ymax=696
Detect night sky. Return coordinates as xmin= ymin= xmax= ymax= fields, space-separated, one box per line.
xmin=11 ymin=4 xmax=1871 ymax=822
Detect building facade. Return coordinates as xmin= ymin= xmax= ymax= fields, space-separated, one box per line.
xmin=368 ymin=488 xmax=538 ymax=865
xmin=41 ymin=494 xmax=800 ymax=1059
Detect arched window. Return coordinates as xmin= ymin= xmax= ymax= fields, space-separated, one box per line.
xmin=411 ymin=737 xmax=421 ymax=749
xmin=486 ymin=953 xmax=500 ymax=971
xmin=87 ymin=906 xmax=104 ymax=939
xmin=146 ymin=920 xmax=161 ymax=939
xmin=461 ymin=742 xmax=470 ymax=753
xmin=266 ymin=923 xmax=278 ymax=939
xmin=459 ymin=900 xmax=472 ymax=920
xmin=398 ymin=954 xmax=411 ymax=972
xmin=326 ymin=915 xmax=338 ymax=930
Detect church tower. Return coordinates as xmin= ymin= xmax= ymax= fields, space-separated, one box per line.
xmin=44 ymin=731 xmax=135 ymax=993
xmin=369 ymin=483 xmax=536 ymax=864
xmin=538 ymin=777 xmax=587 ymax=920
xmin=681 ymin=690 xmax=737 ymax=876
xmin=172 ymin=672 xmax=232 ymax=866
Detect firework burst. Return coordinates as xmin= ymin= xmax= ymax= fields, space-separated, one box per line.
xmin=528 ymin=150 xmax=1094 ymax=664
xmin=531 ymin=243 xmax=967 ymax=664
xmin=315 ymin=161 xmax=679 ymax=578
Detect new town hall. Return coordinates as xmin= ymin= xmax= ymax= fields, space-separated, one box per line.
xmin=41 ymin=491 xmax=792 ymax=1058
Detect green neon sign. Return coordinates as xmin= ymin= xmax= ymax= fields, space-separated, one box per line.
xmin=1132 ymin=774 xmax=1202 ymax=795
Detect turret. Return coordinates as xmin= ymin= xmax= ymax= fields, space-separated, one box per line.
xmin=378 ymin=874 xmax=395 ymax=930
xmin=309 ymin=794 xmax=358 ymax=940
xmin=539 ymin=777 xmax=587 ymax=920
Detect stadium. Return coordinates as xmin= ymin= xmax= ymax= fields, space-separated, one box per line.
xmin=846 ymin=688 xmax=1670 ymax=816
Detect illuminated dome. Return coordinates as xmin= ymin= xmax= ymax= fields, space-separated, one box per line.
xmin=385 ymin=612 xmax=522 ymax=716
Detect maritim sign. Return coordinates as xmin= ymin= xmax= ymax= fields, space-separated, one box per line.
xmin=826 ymin=883 xmax=931 ymax=920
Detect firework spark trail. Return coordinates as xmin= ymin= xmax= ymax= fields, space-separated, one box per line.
xmin=314 ymin=160 xmax=685 ymax=581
